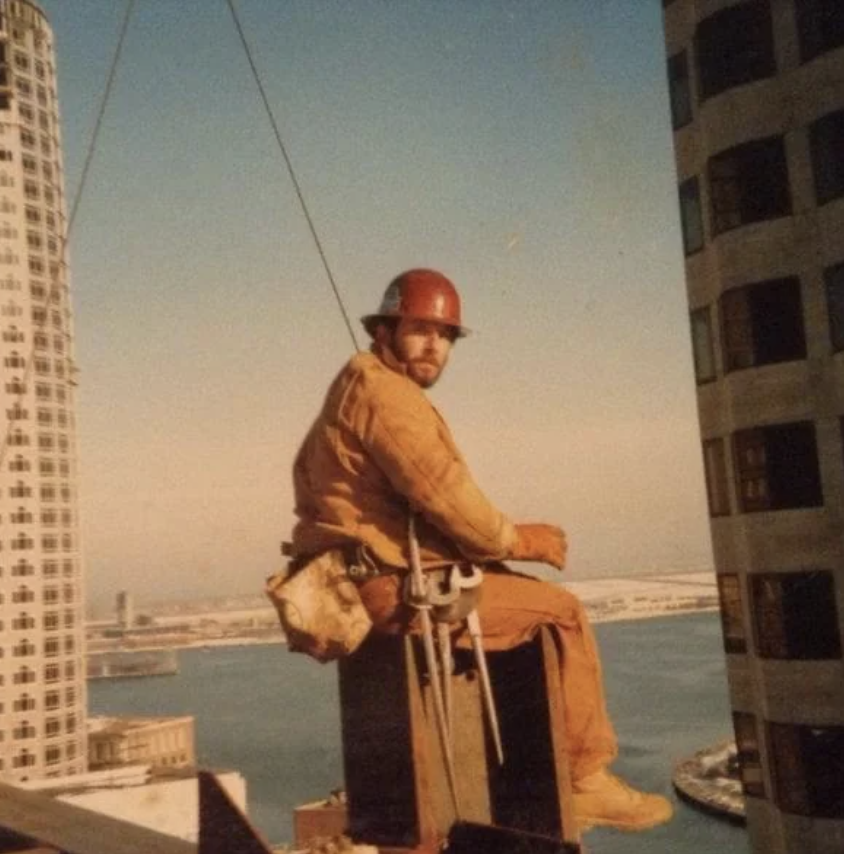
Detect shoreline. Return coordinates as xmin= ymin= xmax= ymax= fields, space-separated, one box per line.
xmin=87 ymin=601 xmax=720 ymax=656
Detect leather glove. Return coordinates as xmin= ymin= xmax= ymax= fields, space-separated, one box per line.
xmin=511 ymin=523 xmax=567 ymax=570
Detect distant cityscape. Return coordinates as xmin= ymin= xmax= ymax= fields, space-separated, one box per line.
xmin=85 ymin=570 xmax=720 ymax=659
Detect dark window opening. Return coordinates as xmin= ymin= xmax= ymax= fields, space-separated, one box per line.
xmin=826 ymin=262 xmax=844 ymax=351
xmin=733 ymin=712 xmax=766 ymax=798
xmin=703 ymin=438 xmax=731 ymax=517
xmin=718 ymin=574 xmax=747 ymax=654
xmin=667 ymin=50 xmax=692 ymax=130
xmin=708 ymin=137 xmax=791 ymax=235
xmin=733 ymin=422 xmax=823 ymax=512
xmin=795 ymin=0 xmax=844 ymax=63
xmin=690 ymin=306 xmax=716 ymax=383
xmin=752 ymin=571 xmax=841 ymax=660
xmin=768 ymin=723 xmax=844 ymax=818
xmin=694 ymin=0 xmax=776 ymax=101
xmin=810 ymin=109 xmax=844 ymax=206
xmin=678 ymin=176 xmax=704 ymax=255
xmin=721 ymin=277 xmax=806 ymax=371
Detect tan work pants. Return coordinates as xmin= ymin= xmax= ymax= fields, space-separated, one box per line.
xmin=358 ymin=564 xmax=618 ymax=781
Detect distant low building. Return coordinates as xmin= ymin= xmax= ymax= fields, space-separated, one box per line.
xmin=88 ymin=715 xmax=195 ymax=772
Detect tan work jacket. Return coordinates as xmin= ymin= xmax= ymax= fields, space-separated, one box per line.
xmin=291 ymin=344 xmax=517 ymax=569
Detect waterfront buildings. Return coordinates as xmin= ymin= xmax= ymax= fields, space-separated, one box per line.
xmin=663 ymin=1 xmax=844 ymax=851
xmin=0 ymin=0 xmax=87 ymax=781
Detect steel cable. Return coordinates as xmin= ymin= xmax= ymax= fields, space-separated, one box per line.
xmin=225 ymin=0 xmax=360 ymax=353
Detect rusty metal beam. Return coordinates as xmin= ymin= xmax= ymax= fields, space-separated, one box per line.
xmin=198 ymin=771 xmax=273 ymax=854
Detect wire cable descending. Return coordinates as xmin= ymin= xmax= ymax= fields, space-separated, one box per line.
xmin=0 ymin=0 xmax=137 ymax=470
xmin=225 ymin=0 xmax=361 ymax=353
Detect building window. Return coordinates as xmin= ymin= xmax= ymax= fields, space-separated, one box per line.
xmin=13 ymin=693 xmax=36 ymax=713
xmin=667 ymin=50 xmax=692 ymax=129
xmin=733 ymin=422 xmax=823 ymax=512
xmin=720 ymin=278 xmax=806 ymax=371
xmin=708 ymin=137 xmax=791 ymax=235
xmin=12 ymin=667 xmax=35 ymax=685
xmin=702 ymin=438 xmax=731 ymax=516
xmin=717 ymin=574 xmax=747 ymax=654
xmin=678 ymin=176 xmax=704 ymax=255
xmin=12 ymin=613 xmax=35 ymax=631
xmin=768 ymin=723 xmax=844 ymax=817
xmin=694 ymin=0 xmax=776 ymax=102
xmin=690 ymin=307 xmax=717 ymax=383
xmin=809 ymin=109 xmax=844 ymax=206
xmin=827 ymin=261 xmax=844 ymax=351
xmin=752 ymin=571 xmax=841 ymax=660
xmin=733 ymin=712 xmax=766 ymax=798
xmin=12 ymin=750 xmax=35 ymax=768
xmin=795 ymin=0 xmax=844 ymax=63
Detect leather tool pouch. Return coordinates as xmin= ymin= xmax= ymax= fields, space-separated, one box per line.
xmin=265 ymin=548 xmax=373 ymax=663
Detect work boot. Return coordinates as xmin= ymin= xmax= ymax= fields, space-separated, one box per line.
xmin=573 ymin=769 xmax=673 ymax=832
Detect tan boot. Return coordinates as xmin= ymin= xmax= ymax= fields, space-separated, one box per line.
xmin=573 ymin=769 xmax=674 ymax=832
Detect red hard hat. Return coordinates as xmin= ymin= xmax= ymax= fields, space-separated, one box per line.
xmin=361 ymin=269 xmax=469 ymax=338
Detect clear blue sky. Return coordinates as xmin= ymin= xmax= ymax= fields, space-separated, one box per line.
xmin=39 ymin=0 xmax=712 ymax=612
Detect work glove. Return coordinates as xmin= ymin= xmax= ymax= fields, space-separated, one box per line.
xmin=511 ymin=523 xmax=567 ymax=570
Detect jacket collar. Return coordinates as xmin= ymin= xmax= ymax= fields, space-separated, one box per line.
xmin=371 ymin=341 xmax=410 ymax=378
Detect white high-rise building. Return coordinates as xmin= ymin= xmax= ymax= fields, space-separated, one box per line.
xmin=0 ymin=0 xmax=87 ymax=780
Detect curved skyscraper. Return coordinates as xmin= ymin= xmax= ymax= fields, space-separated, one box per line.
xmin=663 ymin=1 xmax=844 ymax=851
xmin=0 ymin=0 xmax=87 ymax=781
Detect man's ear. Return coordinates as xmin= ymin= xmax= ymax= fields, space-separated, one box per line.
xmin=373 ymin=322 xmax=393 ymax=347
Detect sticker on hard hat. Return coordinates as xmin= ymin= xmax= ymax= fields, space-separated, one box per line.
xmin=381 ymin=282 xmax=402 ymax=313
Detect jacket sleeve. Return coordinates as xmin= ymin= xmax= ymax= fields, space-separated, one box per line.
xmin=350 ymin=368 xmax=517 ymax=562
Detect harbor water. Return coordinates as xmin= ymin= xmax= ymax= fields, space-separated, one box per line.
xmin=88 ymin=611 xmax=750 ymax=853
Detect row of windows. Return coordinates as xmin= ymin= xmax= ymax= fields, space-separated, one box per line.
xmin=0 ymin=507 xmax=75 ymax=524
xmin=5 ymin=432 xmax=73 ymax=452
xmin=0 ymin=584 xmax=78 ymax=602
xmin=0 ymin=479 xmax=75 ymax=504
xmin=679 ymin=113 xmax=844 ymax=255
xmin=0 ymin=668 xmax=79 ymax=692
xmin=5 ymin=382 xmax=71 ymax=402
xmin=0 ymin=714 xmax=79 ymax=740
xmin=6 ymin=406 xmax=73 ymax=427
xmin=718 ymin=570 xmax=841 ymax=660
xmin=0 ymin=558 xmax=77 ymax=577
xmin=733 ymin=713 xmax=844 ymax=819
xmin=5 ymin=610 xmax=77 ymax=631
xmin=6 ymin=532 xmax=76 ymax=551
xmin=703 ymin=420 xmax=825 ymax=517
xmin=8 ymin=477 xmax=75 ymax=499
xmin=667 ymin=0 xmax=844 ymax=130
xmin=690 ymin=265 xmax=844 ymax=383
xmin=0 ymin=585 xmax=78 ymax=604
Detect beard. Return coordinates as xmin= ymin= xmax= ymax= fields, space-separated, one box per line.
xmin=405 ymin=357 xmax=443 ymax=388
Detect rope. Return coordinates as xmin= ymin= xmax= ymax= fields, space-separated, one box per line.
xmin=225 ymin=0 xmax=360 ymax=353
xmin=0 ymin=0 xmax=137 ymax=470
xmin=226 ymin=0 xmax=360 ymax=351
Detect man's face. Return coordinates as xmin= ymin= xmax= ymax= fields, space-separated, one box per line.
xmin=391 ymin=318 xmax=456 ymax=388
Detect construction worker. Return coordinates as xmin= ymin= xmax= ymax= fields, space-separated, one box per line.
xmin=289 ymin=268 xmax=673 ymax=833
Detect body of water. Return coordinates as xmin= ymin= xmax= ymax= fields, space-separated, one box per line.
xmin=89 ymin=611 xmax=750 ymax=853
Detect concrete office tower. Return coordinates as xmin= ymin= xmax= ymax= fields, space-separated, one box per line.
xmin=0 ymin=1 xmax=87 ymax=781
xmin=663 ymin=1 xmax=844 ymax=852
